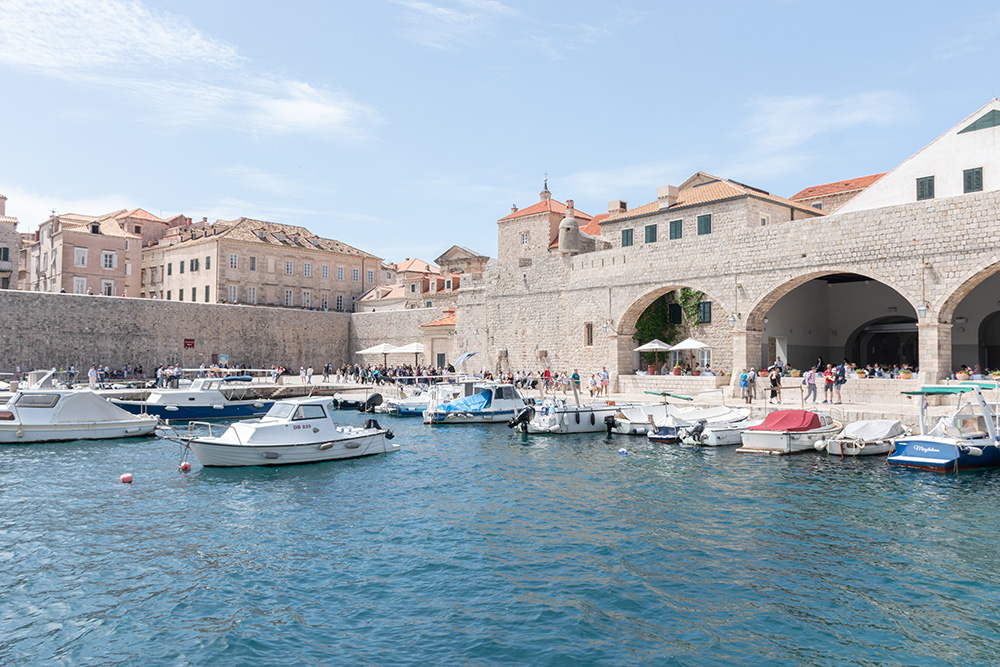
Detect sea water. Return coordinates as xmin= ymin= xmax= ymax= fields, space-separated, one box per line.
xmin=3 ymin=415 xmax=1000 ymax=666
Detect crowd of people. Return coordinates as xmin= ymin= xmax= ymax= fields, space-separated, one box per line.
xmin=738 ymin=357 xmax=922 ymax=405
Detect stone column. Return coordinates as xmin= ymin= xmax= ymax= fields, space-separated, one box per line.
xmin=918 ymin=322 xmax=952 ymax=384
xmin=730 ymin=328 xmax=762 ymax=390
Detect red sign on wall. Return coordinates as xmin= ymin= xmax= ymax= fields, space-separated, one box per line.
xmin=183 ymin=339 xmax=195 ymax=349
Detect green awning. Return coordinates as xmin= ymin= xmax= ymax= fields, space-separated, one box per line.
xmin=901 ymin=384 xmax=987 ymax=395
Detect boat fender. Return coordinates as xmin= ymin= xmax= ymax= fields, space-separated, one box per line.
xmin=253 ymin=402 xmax=264 ymax=408
xmin=165 ymin=405 xmax=179 ymax=412
xmin=212 ymin=405 xmax=224 ymax=410
xmin=179 ymin=461 xmax=192 ymax=472
xmin=312 ymin=427 xmax=320 ymax=433
xmin=318 ymin=442 xmax=334 ymax=450
xmin=262 ymin=451 xmax=281 ymax=459
xmin=961 ymin=445 xmax=983 ymax=456
xmin=814 ymin=439 xmax=827 ymax=451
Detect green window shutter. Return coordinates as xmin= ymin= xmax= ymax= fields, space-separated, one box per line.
xmin=645 ymin=224 xmax=657 ymax=243
xmin=669 ymin=220 xmax=682 ymax=239
xmin=917 ymin=176 xmax=935 ymax=200
xmin=668 ymin=303 xmax=682 ymax=324
xmin=622 ymin=229 xmax=633 ymax=247
xmin=697 ymin=301 xmax=712 ymax=324
xmin=697 ymin=214 xmax=712 ymax=235
xmin=964 ymin=168 xmax=983 ymax=193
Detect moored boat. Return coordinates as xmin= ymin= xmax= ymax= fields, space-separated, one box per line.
xmin=736 ymin=409 xmax=842 ymax=455
xmin=815 ymin=419 xmax=907 ymax=457
xmin=423 ymin=382 xmax=525 ymax=424
xmin=111 ymin=375 xmax=273 ymax=421
xmin=161 ymin=396 xmax=398 ymax=467
xmin=0 ymin=370 xmax=158 ymax=443
xmin=888 ymin=383 xmax=1000 ymax=472
xmin=511 ymin=399 xmax=642 ymax=434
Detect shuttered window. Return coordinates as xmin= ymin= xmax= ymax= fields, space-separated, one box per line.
xmin=697 ymin=214 xmax=712 ymax=235
xmin=644 ymin=224 xmax=657 ymax=243
xmin=964 ymin=168 xmax=983 ymax=193
xmin=697 ymin=301 xmax=712 ymax=324
xmin=668 ymin=303 xmax=682 ymax=324
xmin=621 ymin=229 xmax=633 ymax=247
xmin=916 ymin=176 xmax=935 ymax=200
xmin=669 ymin=220 xmax=682 ymax=240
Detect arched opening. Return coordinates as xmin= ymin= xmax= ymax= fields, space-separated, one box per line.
xmin=617 ymin=285 xmax=730 ymax=376
xmin=948 ymin=272 xmax=1000 ymax=373
xmin=979 ymin=311 xmax=1000 ymax=370
xmin=749 ymin=273 xmax=917 ymax=372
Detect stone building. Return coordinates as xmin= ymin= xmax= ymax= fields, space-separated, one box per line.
xmin=789 ymin=173 xmax=885 ymax=213
xmin=20 ymin=210 xmax=143 ymax=296
xmin=449 ymin=98 xmax=1000 ymax=387
xmin=358 ymin=256 xmax=469 ymax=312
xmin=141 ymin=217 xmax=382 ymax=310
xmin=0 ymin=194 xmax=20 ymax=289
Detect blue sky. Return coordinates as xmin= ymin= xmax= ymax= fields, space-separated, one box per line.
xmin=1 ymin=1 xmax=998 ymax=262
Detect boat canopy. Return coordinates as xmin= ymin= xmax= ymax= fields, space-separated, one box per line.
xmin=840 ymin=419 xmax=906 ymax=440
xmin=222 ymin=375 xmax=254 ymax=383
xmin=902 ymin=384 xmax=986 ymax=395
xmin=437 ymin=390 xmax=493 ymax=413
xmin=749 ymin=410 xmax=820 ymax=432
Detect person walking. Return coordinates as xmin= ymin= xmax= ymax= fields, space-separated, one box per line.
xmin=740 ymin=369 xmax=749 ymax=403
xmin=834 ymin=361 xmax=847 ymax=404
xmin=299 ymin=367 xmax=307 ymax=384
xmin=306 ymin=366 xmax=314 ymax=384
xmin=599 ymin=366 xmax=609 ymax=396
xmin=804 ymin=366 xmax=818 ymax=403
xmin=822 ymin=364 xmax=835 ymax=403
xmin=747 ymin=367 xmax=757 ymax=402
xmin=88 ymin=365 xmax=98 ymax=389
xmin=768 ymin=365 xmax=781 ymax=404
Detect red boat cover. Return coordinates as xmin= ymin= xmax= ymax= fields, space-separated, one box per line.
xmin=748 ymin=410 xmax=821 ymax=432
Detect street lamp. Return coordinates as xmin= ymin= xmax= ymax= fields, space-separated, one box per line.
xmin=727 ymin=313 xmax=736 ymax=328
xmin=917 ymin=302 xmax=929 ymax=318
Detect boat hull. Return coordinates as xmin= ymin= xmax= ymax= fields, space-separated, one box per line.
xmin=0 ymin=419 xmax=158 ymax=444
xmin=887 ymin=436 xmax=1000 ymax=472
xmin=824 ymin=440 xmax=893 ymax=457
xmin=737 ymin=422 xmax=842 ymax=455
xmin=112 ymin=400 xmax=272 ymax=421
xmin=424 ymin=409 xmax=518 ymax=424
xmin=188 ymin=432 xmax=399 ymax=467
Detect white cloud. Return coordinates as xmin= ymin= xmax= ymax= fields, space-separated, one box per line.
xmin=2 ymin=186 xmax=133 ymax=231
xmin=743 ymin=92 xmax=907 ymax=152
xmin=0 ymin=0 xmax=377 ymax=139
xmin=391 ymin=0 xmax=517 ymax=48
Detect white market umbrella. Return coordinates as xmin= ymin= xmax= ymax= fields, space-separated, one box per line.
xmin=669 ymin=337 xmax=710 ymax=369
xmin=357 ymin=343 xmax=400 ymax=366
xmin=633 ymin=339 xmax=673 ymax=367
xmin=394 ymin=342 xmax=425 ymax=366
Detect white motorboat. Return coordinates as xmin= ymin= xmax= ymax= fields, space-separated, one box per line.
xmin=162 ymin=396 xmax=398 ymax=467
xmin=111 ymin=375 xmax=273 ymax=420
xmin=679 ymin=417 xmax=764 ymax=447
xmin=0 ymin=370 xmax=158 ymax=443
xmin=510 ymin=399 xmax=642 ymax=434
xmin=815 ymin=419 xmax=907 ymax=457
xmin=381 ymin=386 xmax=435 ymax=417
xmin=610 ymin=403 xmax=677 ymax=435
xmin=423 ymin=382 xmax=525 ymax=424
xmin=736 ymin=409 xmax=842 ymax=455
xmin=646 ymin=406 xmax=752 ymax=444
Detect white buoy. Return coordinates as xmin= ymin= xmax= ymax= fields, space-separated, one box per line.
xmin=618 ymin=448 xmax=628 ymax=455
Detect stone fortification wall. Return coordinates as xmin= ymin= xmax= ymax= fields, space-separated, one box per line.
xmin=349 ymin=308 xmax=442 ymax=365
xmin=0 ymin=291 xmax=349 ymax=373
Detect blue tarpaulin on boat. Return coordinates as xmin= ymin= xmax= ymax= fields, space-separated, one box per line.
xmin=437 ymin=391 xmax=492 ymax=413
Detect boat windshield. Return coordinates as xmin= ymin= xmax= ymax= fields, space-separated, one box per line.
xmin=14 ymin=393 xmax=60 ymax=408
xmin=264 ymin=402 xmax=296 ymax=420
xmin=292 ymin=404 xmax=327 ymax=420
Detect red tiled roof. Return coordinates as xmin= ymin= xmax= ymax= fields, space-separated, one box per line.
xmin=395 ymin=258 xmax=440 ymax=274
xmin=422 ymin=312 xmax=457 ymax=327
xmin=116 ymin=208 xmax=166 ymax=223
xmin=548 ymin=212 xmax=607 ymax=249
xmin=789 ymin=173 xmax=886 ymax=201
xmin=499 ymin=198 xmax=594 ymax=222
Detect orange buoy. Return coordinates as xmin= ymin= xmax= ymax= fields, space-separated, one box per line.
xmin=179 ymin=461 xmax=192 ymax=472
xmin=120 ymin=473 xmax=133 ymax=484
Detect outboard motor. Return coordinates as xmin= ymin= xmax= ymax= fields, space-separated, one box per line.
xmin=364 ymin=417 xmax=382 ymax=430
xmin=359 ymin=393 xmax=383 ymax=412
xmin=604 ymin=414 xmax=618 ymax=435
xmin=685 ymin=419 xmax=707 ymax=443
xmin=507 ymin=406 xmax=535 ymax=430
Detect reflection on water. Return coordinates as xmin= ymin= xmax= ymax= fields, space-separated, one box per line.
xmin=3 ymin=414 xmax=1000 ymax=665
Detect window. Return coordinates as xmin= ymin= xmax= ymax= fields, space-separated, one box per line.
xmin=352 ymin=268 xmax=359 ymax=282
xmin=697 ymin=214 xmax=712 ymax=235
xmin=90 ymin=223 xmax=100 ymax=234
xmin=73 ymin=277 xmax=87 ymax=294
xmin=125 ymin=263 xmax=131 ymax=276
xmin=697 ymin=301 xmax=712 ymax=324
xmin=425 ymin=301 xmax=432 ymax=307
xmin=521 ymin=232 xmax=529 ymax=245
xmin=669 ymin=220 xmax=682 ymax=240
xmin=698 ymin=349 xmax=711 ymax=368
xmin=248 ymin=256 xmax=256 ymax=271
xmin=916 ymin=176 xmax=935 ymax=201
xmin=760 ymin=215 xmax=770 ymax=227
xmin=813 ymin=202 xmax=823 ymax=210
xmin=668 ymin=303 xmax=682 ymax=324
xmin=584 ymin=322 xmax=594 ymax=347
xmin=284 ymin=289 xmax=293 ymax=306
xmin=446 ymin=279 xmax=452 ymax=290
xmin=205 ymin=256 xmax=211 ymax=270
xmin=190 ymin=258 xmax=198 ymax=272
xmin=102 ymin=280 xmax=114 ymax=296
xmin=336 ymin=295 xmax=344 ymax=310
xmin=303 ymin=262 xmax=311 ymax=277
xmin=229 ymin=253 xmax=238 ymax=269
xmin=204 ymin=285 xmax=210 ymax=302
xmin=74 ymin=248 xmax=87 ymax=267
xmin=321 ymin=293 xmax=328 ymax=309
xmin=166 ymin=290 xmax=171 ymax=300
xmin=101 ymin=251 xmax=116 ymax=269
xmin=410 ymin=283 xmax=416 ymax=293
xmin=167 ymin=263 xmax=172 ymax=276
xmin=134 ymin=225 xmax=142 ymax=234
xmin=337 ymin=266 xmax=344 ymax=280
xmin=179 ymin=261 xmax=184 ymax=274
xmin=229 ymin=285 xmax=238 ymax=303
xmin=644 ymin=224 xmax=657 ymax=243
xmin=322 ymin=264 xmax=329 ymax=279
xmin=964 ymin=168 xmax=983 ymax=193
xmin=303 ymin=291 xmax=312 ymax=308
xmin=367 ymin=270 xmax=374 ymax=284
xmin=286 ymin=260 xmax=294 ymax=275
xmin=178 ymin=288 xmax=184 ymax=301
xmin=248 ymin=286 xmax=257 ymax=304
xmin=622 ymin=229 xmax=633 ymax=247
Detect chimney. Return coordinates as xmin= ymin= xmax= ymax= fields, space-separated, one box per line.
xmin=0 ymin=194 xmax=6 ymax=217
xmin=511 ymin=205 xmax=518 ymax=214
xmin=657 ymin=185 xmax=679 ymax=210
xmin=608 ymin=200 xmax=627 ymax=214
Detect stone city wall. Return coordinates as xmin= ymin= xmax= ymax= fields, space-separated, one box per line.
xmin=0 ymin=290 xmax=350 ymax=373
xmin=348 ymin=307 xmax=444 ymax=366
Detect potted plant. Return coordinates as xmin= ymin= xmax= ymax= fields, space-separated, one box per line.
xmin=956 ymin=370 xmax=971 ymax=381
xmin=899 ymin=370 xmax=913 ymax=379
xmin=672 ymin=364 xmax=681 ymax=376
xmin=856 ymin=370 xmax=867 ymax=379
xmin=788 ymin=368 xmax=801 ymax=378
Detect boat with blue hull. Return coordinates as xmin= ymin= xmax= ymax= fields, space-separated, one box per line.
xmin=888 ymin=383 xmax=1000 ymax=472
xmin=111 ymin=375 xmax=273 ymax=421
xmin=423 ymin=382 xmax=526 ymax=424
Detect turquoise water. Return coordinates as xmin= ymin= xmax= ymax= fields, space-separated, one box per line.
xmin=3 ymin=416 xmax=1000 ymax=666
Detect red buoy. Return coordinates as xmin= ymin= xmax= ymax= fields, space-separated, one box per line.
xmin=179 ymin=461 xmax=192 ymax=472
xmin=120 ymin=473 xmax=133 ymax=484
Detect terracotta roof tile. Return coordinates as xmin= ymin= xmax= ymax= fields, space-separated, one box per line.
xmin=395 ymin=258 xmax=441 ymax=274
xmin=499 ymin=198 xmax=593 ymax=222
xmin=116 ymin=208 xmax=166 ymax=223
xmin=168 ymin=218 xmax=380 ymax=259
xmin=422 ymin=312 xmax=457 ymax=327
xmin=789 ymin=173 xmax=886 ymax=200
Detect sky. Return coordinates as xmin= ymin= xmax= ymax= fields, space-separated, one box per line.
xmin=1 ymin=0 xmax=999 ymax=263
